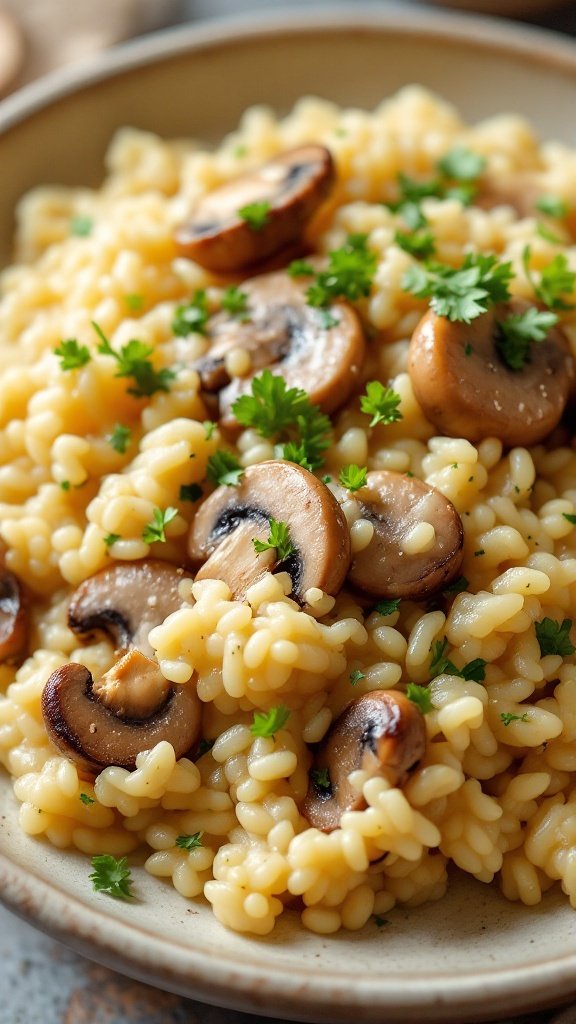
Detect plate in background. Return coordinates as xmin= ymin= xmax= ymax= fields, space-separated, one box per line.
xmin=1 ymin=8 xmax=576 ymax=1022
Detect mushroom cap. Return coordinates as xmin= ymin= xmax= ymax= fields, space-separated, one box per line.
xmin=189 ymin=460 xmax=351 ymax=601
xmin=68 ymin=559 xmax=191 ymax=657
xmin=195 ymin=271 xmax=365 ymax=428
xmin=0 ymin=567 xmax=27 ymax=663
xmin=408 ymin=298 xmax=574 ymax=447
xmin=302 ymin=690 xmax=426 ymax=833
xmin=346 ymin=470 xmax=464 ymax=600
xmin=174 ymin=145 xmax=335 ymax=273
xmin=41 ymin=654 xmax=201 ymax=774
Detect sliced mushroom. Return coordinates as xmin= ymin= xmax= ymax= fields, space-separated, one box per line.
xmin=345 ymin=471 xmax=464 ymax=600
xmin=408 ymin=298 xmax=574 ymax=447
xmin=194 ymin=271 xmax=365 ymax=428
xmin=189 ymin=460 xmax=351 ymax=601
xmin=302 ymin=690 xmax=426 ymax=832
xmin=41 ymin=650 xmax=201 ymax=774
xmin=174 ymin=145 xmax=334 ymax=273
xmin=68 ymin=560 xmax=191 ymax=658
xmin=0 ymin=567 xmax=27 ymax=663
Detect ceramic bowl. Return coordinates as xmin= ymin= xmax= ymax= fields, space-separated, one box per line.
xmin=2 ymin=8 xmax=576 ymax=1022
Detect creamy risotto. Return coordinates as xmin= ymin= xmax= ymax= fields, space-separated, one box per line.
xmin=2 ymin=87 xmax=576 ymax=936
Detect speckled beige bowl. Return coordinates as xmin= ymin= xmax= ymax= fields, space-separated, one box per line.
xmin=2 ymin=8 xmax=576 ymax=1022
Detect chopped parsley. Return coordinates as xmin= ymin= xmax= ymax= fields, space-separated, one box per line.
xmin=437 ymin=147 xmax=486 ymax=183
xmin=350 ymin=669 xmax=366 ymax=686
xmin=523 ymin=246 xmax=576 ymax=310
xmin=252 ymin=517 xmax=295 ymax=561
xmin=60 ymin=481 xmax=71 ymax=491
xmin=360 ymin=381 xmax=403 ymax=428
xmin=203 ymin=420 xmax=217 ymax=440
xmin=89 ymin=854 xmax=133 ymax=900
xmin=238 ymin=200 xmax=271 ymax=231
xmin=536 ymin=195 xmax=568 ymax=219
xmin=287 ymin=259 xmax=315 ymax=278
xmin=311 ymin=767 xmax=331 ymax=791
xmin=443 ymin=575 xmax=469 ymax=595
xmin=317 ymin=308 xmax=340 ymax=329
xmin=206 ymin=450 xmax=244 ymax=487
xmin=394 ymin=229 xmax=436 ymax=261
xmin=176 ymin=831 xmax=204 ymax=850
xmin=496 ymin=307 xmax=558 ymax=370
xmin=221 ymin=286 xmax=250 ymax=320
xmin=124 ymin=293 xmax=144 ymax=312
xmin=304 ymin=233 xmax=377 ymax=307
xmin=142 ymin=506 xmax=178 ymax=544
xmin=339 ymin=464 xmax=368 ymax=492
xmin=403 ymin=252 xmax=513 ymax=323
xmin=373 ymin=915 xmax=390 ymax=927
xmin=406 ymin=682 xmax=433 ymax=714
xmin=385 ymin=148 xmax=486 ymax=227
xmin=429 ymin=638 xmax=486 ymax=682
xmin=232 ymin=370 xmax=331 ymax=471
xmin=535 ymin=617 xmax=575 ymax=657
xmin=172 ymin=290 xmax=210 ymax=336
xmin=500 ymin=712 xmax=530 ymax=727
xmin=374 ymin=598 xmax=401 ymax=617
xmin=179 ymin=483 xmax=203 ymax=503
xmin=103 ymin=533 xmax=121 ymax=549
xmin=108 ymin=423 xmax=132 ymax=454
xmin=54 ymin=339 xmax=91 ymax=371
xmin=93 ymin=321 xmax=175 ymax=398
xmin=79 ymin=793 xmax=95 ymax=806
xmin=250 ymin=705 xmax=291 ymax=738
xmin=70 ymin=215 xmax=93 ymax=237
xmin=563 ymin=513 xmax=576 ymax=525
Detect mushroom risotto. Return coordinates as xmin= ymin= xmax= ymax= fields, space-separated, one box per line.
xmin=2 ymin=87 xmax=576 ymax=936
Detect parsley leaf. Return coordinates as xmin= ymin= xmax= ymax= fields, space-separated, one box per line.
xmin=103 ymin=533 xmax=121 ymax=549
xmin=232 ymin=370 xmax=331 ymax=471
xmin=203 ymin=420 xmax=217 ymax=440
xmin=172 ymin=290 xmax=210 ymax=336
xmin=350 ymin=669 xmax=366 ymax=686
xmin=124 ymin=293 xmax=144 ymax=312
xmin=429 ymin=638 xmax=450 ymax=677
xmin=54 ymin=339 xmax=91 ymax=371
xmin=429 ymin=637 xmax=486 ymax=682
xmin=523 ymin=247 xmax=576 ymax=310
xmin=459 ymin=658 xmax=487 ymax=683
xmin=305 ymin=234 xmax=377 ymax=307
xmin=70 ymin=215 xmax=93 ymax=237
xmin=93 ymin=322 xmax=175 ymax=398
xmin=238 ymin=200 xmax=271 ymax=230
xmin=563 ymin=513 xmax=576 ymax=525
xmin=176 ymin=831 xmax=204 ymax=850
xmin=108 ymin=423 xmax=132 ymax=454
xmin=500 ymin=711 xmax=530 ymax=727
xmin=252 ymin=517 xmax=294 ymax=561
xmin=251 ymin=705 xmax=291 ymax=738
xmin=60 ymin=481 xmax=71 ymax=491
xmin=406 ymin=682 xmax=433 ymax=714
xmin=206 ymin=450 xmax=244 ymax=487
xmin=142 ymin=506 xmax=178 ymax=544
xmin=496 ymin=307 xmax=558 ymax=370
xmin=374 ymin=598 xmax=401 ymax=617
xmin=443 ymin=575 xmax=469 ymax=595
xmin=394 ymin=229 xmax=436 ymax=261
xmin=89 ymin=854 xmax=133 ymax=900
xmin=536 ymin=195 xmax=568 ymax=219
xmin=437 ymin=147 xmax=486 ymax=182
xmin=535 ymin=617 xmax=575 ymax=657
xmin=287 ymin=259 xmax=315 ymax=278
xmin=179 ymin=483 xmax=203 ymax=503
xmin=311 ymin=767 xmax=331 ymax=792
xmin=339 ymin=464 xmax=368 ymax=491
xmin=79 ymin=793 xmax=95 ymax=806
xmin=360 ymin=381 xmax=403 ymax=428
xmin=221 ymin=286 xmax=250 ymax=320
xmin=403 ymin=253 xmax=513 ymax=323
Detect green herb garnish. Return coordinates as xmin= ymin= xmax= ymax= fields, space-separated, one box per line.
xmin=394 ymin=229 xmax=436 ymax=261
xmin=221 ymin=286 xmax=250 ymax=320
xmin=206 ymin=450 xmax=244 ymax=487
xmin=172 ymin=290 xmax=210 ymax=336
xmin=179 ymin=483 xmax=203 ymax=503
xmin=311 ymin=767 xmax=331 ymax=791
xmin=535 ymin=617 xmax=576 ymax=657
xmin=339 ymin=464 xmax=368 ymax=492
xmin=142 ymin=506 xmax=178 ymax=544
xmin=523 ymin=247 xmax=576 ymax=310
xmin=54 ymin=339 xmax=91 ymax=371
xmin=70 ymin=215 xmax=93 ymax=237
xmin=79 ymin=793 xmax=95 ymax=806
xmin=374 ymin=598 xmax=401 ymax=617
xmin=103 ymin=533 xmax=121 ymax=549
xmin=402 ymin=253 xmax=513 ymax=323
xmin=252 ymin=518 xmax=295 ymax=561
xmin=500 ymin=712 xmax=530 ymax=727
xmin=360 ymin=381 xmax=403 ymax=428
xmin=350 ymin=669 xmax=366 ymax=686
xmin=496 ymin=307 xmax=558 ymax=370
xmin=443 ymin=575 xmax=469 ymax=595
xmin=238 ymin=200 xmax=271 ymax=231
xmin=108 ymin=423 xmax=132 ymax=454
xmin=305 ymin=234 xmax=377 ymax=307
xmin=124 ymin=293 xmax=144 ymax=312
xmin=93 ymin=321 xmax=175 ymax=398
xmin=89 ymin=855 xmax=133 ymax=900
xmin=250 ymin=705 xmax=291 ymax=738
xmin=536 ymin=195 xmax=568 ymax=219
xmin=176 ymin=831 xmax=204 ymax=850
xmin=405 ymin=682 xmax=433 ymax=714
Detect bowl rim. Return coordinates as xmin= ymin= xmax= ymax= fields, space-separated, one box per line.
xmin=2 ymin=7 xmax=576 ymax=1022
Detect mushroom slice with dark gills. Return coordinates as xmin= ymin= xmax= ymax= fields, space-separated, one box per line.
xmin=189 ymin=461 xmax=351 ymax=602
xmin=174 ymin=145 xmax=335 ymax=272
xmin=302 ymin=690 xmax=426 ymax=832
xmin=193 ymin=271 xmax=365 ymax=430
xmin=0 ymin=566 xmax=27 ymax=663
xmin=345 ymin=471 xmax=464 ymax=601
xmin=41 ymin=650 xmax=201 ymax=774
xmin=68 ymin=559 xmax=191 ymax=657
xmin=408 ymin=297 xmax=574 ymax=448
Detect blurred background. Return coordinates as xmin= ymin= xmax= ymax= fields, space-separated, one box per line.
xmin=1 ymin=0 xmax=576 ymax=100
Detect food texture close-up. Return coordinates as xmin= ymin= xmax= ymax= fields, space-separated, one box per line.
xmin=2 ymin=84 xmax=576 ymax=944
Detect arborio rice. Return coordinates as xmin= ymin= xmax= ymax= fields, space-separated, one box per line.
xmin=2 ymin=86 xmax=576 ymax=936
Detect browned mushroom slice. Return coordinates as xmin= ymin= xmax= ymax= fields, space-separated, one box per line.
xmin=189 ymin=460 xmax=351 ymax=601
xmin=0 ymin=568 xmax=27 ymax=663
xmin=408 ymin=298 xmax=574 ymax=447
xmin=174 ymin=146 xmax=334 ymax=273
xmin=194 ymin=272 xmax=365 ymax=429
xmin=302 ymin=690 xmax=426 ymax=832
xmin=41 ymin=650 xmax=201 ymax=774
xmin=346 ymin=471 xmax=464 ymax=600
xmin=68 ymin=559 xmax=191 ymax=657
